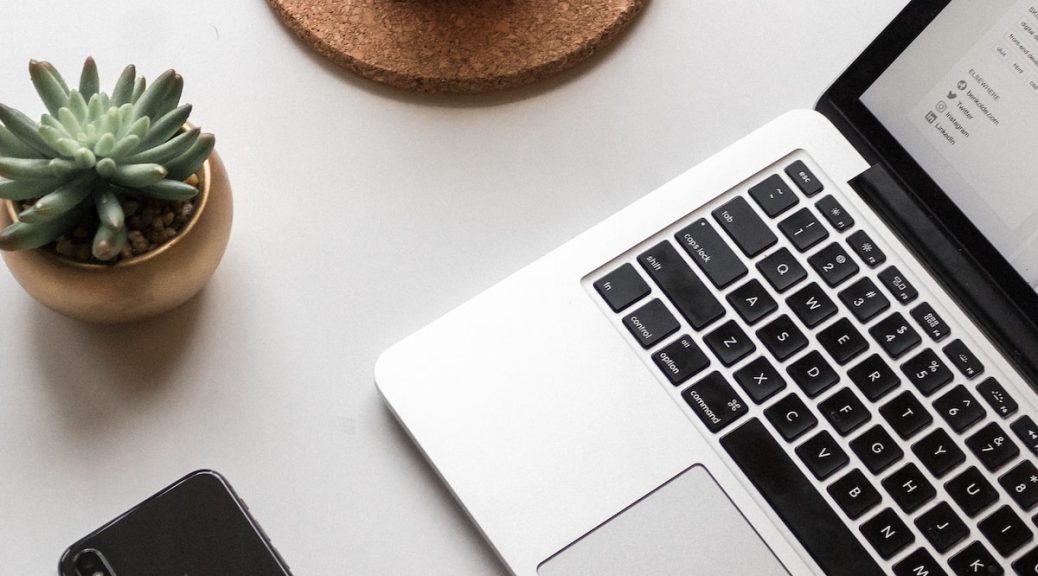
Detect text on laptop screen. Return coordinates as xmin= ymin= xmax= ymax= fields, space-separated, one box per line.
xmin=862 ymin=0 xmax=1038 ymax=290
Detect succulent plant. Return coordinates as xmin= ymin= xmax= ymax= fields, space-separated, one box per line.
xmin=0 ymin=58 xmax=214 ymax=261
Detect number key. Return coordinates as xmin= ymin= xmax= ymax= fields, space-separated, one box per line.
xmin=869 ymin=313 xmax=922 ymax=359
xmin=966 ymin=422 xmax=1020 ymax=472
xmin=838 ymin=277 xmax=890 ymax=322
xmin=778 ymin=207 xmax=828 ymax=251
xmin=998 ymin=460 xmax=1038 ymax=511
xmin=900 ymin=349 xmax=953 ymax=396
xmin=934 ymin=385 xmax=985 ymax=433
xmin=808 ymin=243 xmax=859 ymax=287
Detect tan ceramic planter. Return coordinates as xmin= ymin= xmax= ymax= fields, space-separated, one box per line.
xmin=0 ymin=151 xmax=232 ymax=324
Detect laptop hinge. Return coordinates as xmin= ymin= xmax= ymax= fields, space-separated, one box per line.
xmin=850 ymin=163 xmax=1038 ymax=388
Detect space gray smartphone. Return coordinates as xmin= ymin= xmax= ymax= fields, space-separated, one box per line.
xmin=58 ymin=470 xmax=292 ymax=576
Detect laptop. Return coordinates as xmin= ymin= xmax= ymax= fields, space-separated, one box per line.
xmin=376 ymin=1 xmax=1038 ymax=574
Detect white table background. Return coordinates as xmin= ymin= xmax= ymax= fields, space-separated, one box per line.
xmin=1 ymin=1 xmax=908 ymax=573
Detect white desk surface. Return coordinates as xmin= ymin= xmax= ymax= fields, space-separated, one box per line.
xmin=1 ymin=1 xmax=908 ymax=573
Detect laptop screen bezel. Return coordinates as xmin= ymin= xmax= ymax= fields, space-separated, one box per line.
xmin=817 ymin=0 xmax=1038 ymax=331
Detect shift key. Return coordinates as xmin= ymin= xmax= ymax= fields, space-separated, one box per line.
xmin=712 ymin=196 xmax=778 ymax=257
xmin=675 ymin=219 xmax=748 ymax=288
xmin=638 ymin=241 xmax=726 ymax=330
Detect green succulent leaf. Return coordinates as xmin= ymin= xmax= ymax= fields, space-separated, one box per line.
xmin=0 ymin=205 xmax=83 ymax=251
xmin=94 ymin=188 xmax=124 ymax=230
xmin=139 ymin=105 xmax=192 ymax=149
xmin=165 ymin=133 xmax=214 ymax=182
xmin=138 ymin=178 xmax=199 ymax=201
xmin=131 ymin=77 xmax=146 ymax=103
xmin=67 ymin=90 xmax=89 ymax=122
xmin=153 ymin=74 xmax=184 ymax=119
xmin=0 ymin=125 xmax=39 ymax=158
xmin=0 ymin=157 xmax=58 ymax=180
xmin=28 ymin=60 xmax=70 ymax=117
xmin=93 ymin=132 xmax=116 ymax=157
xmin=86 ymin=94 xmax=104 ymax=122
xmin=0 ymin=176 xmax=73 ymax=201
xmin=0 ymin=103 xmax=57 ymax=157
xmin=109 ymin=163 xmax=166 ymax=188
xmin=91 ymin=220 xmax=127 ymax=261
xmin=132 ymin=70 xmax=176 ymax=121
xmin=79 ymin=57 xmax=100 ymax=98
xmin=17 ymin=174 xmax=95 ymax=224
xmin=57 ymin=107 xmax=83 ymax=136
xmin=108 ymin=135 xmax=141 ymax=159
xmin=127 ymin=116 xmax=150 ymax=141
xmin=127 ymin=128 xmax=198 ymax=165
xmin=111 ymin=65 xmax=136 ymax=105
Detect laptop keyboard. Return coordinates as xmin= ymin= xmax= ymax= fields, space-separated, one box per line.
xmin=590 ymin=155 xmax=1038 ymax=576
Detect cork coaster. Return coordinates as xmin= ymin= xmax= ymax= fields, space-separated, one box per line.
xmin=268 ymin=0 xmax=649 ymax=94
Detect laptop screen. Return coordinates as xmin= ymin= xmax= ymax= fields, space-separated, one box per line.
xmin=861 ymin=0 xmax=1038 ymax=290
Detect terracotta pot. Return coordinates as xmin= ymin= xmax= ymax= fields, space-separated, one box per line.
xmin=0 ymin=151 xmax=232 ymax=324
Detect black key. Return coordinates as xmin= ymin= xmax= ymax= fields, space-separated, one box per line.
xmin=878 ymin=266 xmax=919 ymax=305
xmin=849 ymin=354 xmax=901 ymax=401
xmin=1013 ymin=547 xmax=1038 ymax=575
xmin=674 ymin=219 xmax=748 ymax=289
xmin=796 ymin=431 xmax=849 ymax=479
xmin=817 ymin=318 xmax=869 ymax=365
xmin=894 ymin=549 xmax=948 ymax=576
xmin=911 ymin=303 xmax=951 ymax=342
xmin=949 ymin=541 xmax=1003 ymax=576
xmin=966 ymin=423 xmax=1020 ymax=472
xmin=764 ymin=393 xmax=817 ymax=441
xmin=785 ymin=160 xmax=824 ymax=197
xmin=944 ymin=339 xmax=985 ymax=380
xmin=720 ymin=420 xmax=885 ymax=576
xmin=947 ymin=467 xmax=1000 ymax=518
xmin=850 ymin=425 xmax=904 ymax=474
xmin=819 ymin=387 xmax=870 ymax=436
xmin=638 ymin=242 xmax=726 ymax=330
xmin=998 ymin=460 xmax=1038 ymax=511
xmin=977 ymin=378 xmax=1018 ymax=419
xmin=816 ymin=195 xmax=855 ymax=232
xmin=681 ymin=372 xmax=747 ymax=433
xmin=594 ymin=264 xmax=650 ymax=312
xmin=787 ymin=351 xmax=840 ymax=397
xmin=733 ymin=357 xmax=786 ymax=404
xmin=756 ymin=315 xmax=807 ymax=361
xmin=901 ymin=349 xmax=954 ymax=396
xmin=829 ymin=469 xmax=884 ymax=519
xmin=870 ymin=313 xmax=922 ymax=359
xmin=1011 ymin=416 xmax=1038 ymax=457
xmin=847 ymin=230 xmax=887 ymax=268
xmin=883 ymin=463 xmax=937 ymax=513
xmin=652 ymin=335 xmax=710 ymax=385
xmin=778 ymin=208 xmax=828 ymax=252
xmin=838 ymin=277 xmax=890 ymax=322
xmin=712 ymin=197 xmax=778 ymax=258
xmin=808 ymin=242 xmax=859 ymax=287
xmin=622 ymin=299 xmax=680 ymax=349
xmin=979 ymin=506 xmax=1033 ymax=556
xmin=916 ymin=502 xmax=970 ymax=553
xmin=785 ymin=283 xmax=837 ymax=328
xmin=935 ymin=385 xmax=986 ymax=433
xmin=757 ymin=248 xmax=807 ymax=292
xmin=881 ymin=391 xmax=933 ymax=440
xmin=703 ymin=320 xmax=756 ymax=367
xmin=749 ymin=174 xmax=799 ymax=217
xmin=861 ymin=508 xmax=914 ymax=560
xmin=726 ymin=280 xmax=777 ymax=325
xmin=912 ymin=428 xmax=966 ymax=478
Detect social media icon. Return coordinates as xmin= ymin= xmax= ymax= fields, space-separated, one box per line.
xmin=957 ymin=80 xmax=968 ymax=90
xmin=925 ymin=111 xmax=937 ymax=124
xmin=936 ymin=101 xmax=948 ymax=112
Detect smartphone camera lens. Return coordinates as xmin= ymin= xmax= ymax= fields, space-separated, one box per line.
xmin=74 ymin=549 xmax=115 ymax=576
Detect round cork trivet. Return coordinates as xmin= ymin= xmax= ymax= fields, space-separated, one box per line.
xmin=268 ymin=0 xmax=649 ymax=94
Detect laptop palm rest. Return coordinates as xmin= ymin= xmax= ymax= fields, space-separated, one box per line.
xmin=537 ymin=465 xmax=790 ymax=576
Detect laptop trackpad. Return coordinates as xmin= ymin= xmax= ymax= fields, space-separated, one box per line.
xmin=538 ymin=465 xmax=790 ymax=576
